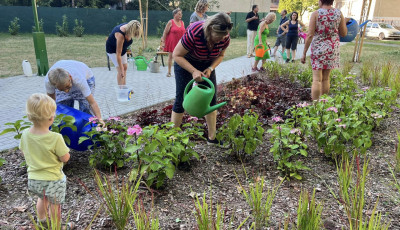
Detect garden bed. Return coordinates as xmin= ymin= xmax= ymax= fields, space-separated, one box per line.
xmin=1 ymin=71 xmax=399 ymax=229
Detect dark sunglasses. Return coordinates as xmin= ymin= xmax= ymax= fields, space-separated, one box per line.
xmin=211 ymin=22 xmax=233 ymax=32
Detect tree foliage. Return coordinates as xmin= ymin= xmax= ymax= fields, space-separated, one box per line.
xmin=278 ymin=0 xmax=318 ymax=17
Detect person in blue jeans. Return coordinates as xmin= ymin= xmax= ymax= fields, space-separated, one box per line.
xmin=280 ymin=11 xmax=306 ymax=63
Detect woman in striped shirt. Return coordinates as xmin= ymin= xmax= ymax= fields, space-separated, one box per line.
xmin=172 ymin=12 xmax=232 ymax=145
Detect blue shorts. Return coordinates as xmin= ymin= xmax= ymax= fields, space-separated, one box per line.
xmin=56 ymin=76 xmax=95 ymax=114
xmin=173 ymin=61 xmax=217 ymax=113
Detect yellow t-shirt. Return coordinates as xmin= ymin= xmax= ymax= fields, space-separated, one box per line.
xmin=19 ymin=129 xmax=70 ymax=181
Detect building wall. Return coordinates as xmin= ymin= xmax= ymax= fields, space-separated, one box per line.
xmin=372 ymin=0 xmax=399 ymax=18
xmin=217 ymin=0 xmax=271 ymax=13
xmin=335 ymin=0 xmax=400 ymax=27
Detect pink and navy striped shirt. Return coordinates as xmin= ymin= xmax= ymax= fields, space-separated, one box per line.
xmin=181 ymin=21 xmax=230 ymax=62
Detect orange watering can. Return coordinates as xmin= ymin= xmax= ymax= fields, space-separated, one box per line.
xmin=255 ymin=44 xmax=269 ymax=58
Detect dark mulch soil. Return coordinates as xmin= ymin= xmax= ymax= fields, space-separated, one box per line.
xmin=1 ymin=73 xmax=400 ymax=229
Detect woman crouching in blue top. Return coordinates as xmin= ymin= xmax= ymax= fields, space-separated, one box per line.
xmin=106 ymin=20 xmax=141 ymax=85
xmin=172 ymin=12 xmax=231 ymax=145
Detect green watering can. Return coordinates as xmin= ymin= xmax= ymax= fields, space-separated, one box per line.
xmin=183 ymin=77 xmax=227 ymax=118
xmin=133 ymin=56 xmax=151 ymax=71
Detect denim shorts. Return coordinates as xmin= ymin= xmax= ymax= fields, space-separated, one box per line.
xmin=173 ymin=60 xmax=217 ymax=113
xmin=274 ymin=34 xmax=287 ymax=47
xmin=56 ymin=76 xmax=95 ymax=114
xmin=28 ymin=176 xmax=67 ymax=204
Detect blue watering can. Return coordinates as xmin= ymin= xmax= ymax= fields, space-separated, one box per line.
xmin=56 ymin=104 xmax=94 ymax=151
xmin=340 ymin=18 xmax=371 ymax=42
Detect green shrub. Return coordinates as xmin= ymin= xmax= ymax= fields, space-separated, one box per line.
xmin=32 ymin=18 xmax=44 ymax=32
xmin=216 ymin=111 xmax=264 ymax=157
xmin=296 ymin=189 xmax=323 ymax=230
xmin=56 ymin=14 xmax=69 ymax=37
xmin=156 ymin=20 xmax=167 ymax=38
xmin=8 ymin=17 xmax=20 ymax=35
xmin=121 ymin=15 xmax=128 ymax=23
xmin=230 ymin=23 xmax=240 ymax=38
xmin=236 ymin=175 xmax=283 ymax=228
xmin=126 ymin=121 xmax=204 ymax=188
xmin=73 ymin=19 xmax=84 ymax=37
xmin=79 ymin=116 xmax=138 ymax=169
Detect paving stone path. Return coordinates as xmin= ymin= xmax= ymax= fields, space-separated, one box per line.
xmin=0 ymin=44 xmax=310 ymax=151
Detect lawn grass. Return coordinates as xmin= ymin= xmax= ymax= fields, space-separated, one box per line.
xmin=0 ymin=33 xmax=266 ymax=78
xmin=360 ymin=37 xmax=400 ymax=45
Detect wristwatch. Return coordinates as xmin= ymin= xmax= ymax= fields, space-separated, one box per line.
xmin=208 ymin=66 xmax=214 ymax=72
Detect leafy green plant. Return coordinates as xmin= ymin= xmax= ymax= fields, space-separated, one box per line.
xmin=193 ymin=188 xmax=249 ymax=230
xmin=194 ymin=190 xmax=224 ymax=230
xmin=79 ymin=116 xmax=139 ymax=168
xmin=330 ymin=154 xmax=389 ymax=229
xmin=131 ymin=199 xmax=159 ymax=230
xmin=296 ymin=189 xmax=323 ymax=230
xmin=121 ymin=15 xmax=128 ymax=23
xmin=216 ymin=111 xmax=264 ymax=158
xmin=32 ymin=18 xmax=44 ymax=32
xmin=156 ymin=20 xmax=167 ymax=37
xmin=0 ymin=114 xmax=76 ymax=144
xmin=127 ymin=121 xmax=204 ymax=188
xmin=8 ymin=17 xmax=20 ymax=35
xmin=56 ymin=14 xmax=69 ymax=37
xmin=395 ymin=129 xmax=400 ymax=173
xmin=88 ymin=169 xmax=141 ymax=230
xmin=73 ymin=19 xmax=84 ymax=37
xmin=0 ymin=117 xmax=32 ymax=140
xmin=236 ymin=173 xmax=283 ymax=229
xmin=230 ymin=23 xmax=240 ymax=38
xmin=268 ymin=118 xmax=309 ymax=180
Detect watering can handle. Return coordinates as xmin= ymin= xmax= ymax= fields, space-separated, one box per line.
xmin=183 ymin=77 xmax=214 ymax=98
xmin=255 ymin=44 xmax=265 ymax=49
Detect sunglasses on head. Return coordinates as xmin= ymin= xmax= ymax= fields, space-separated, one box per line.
xmin=211 ymin=22 xmax=233 ymax=32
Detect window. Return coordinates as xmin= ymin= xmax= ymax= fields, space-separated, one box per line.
xmin=366 ymin=23 xmax=372 ymax=28
xmin=379 ymin=23 xmax=394 ymax=29
xmin=372 ymin=23 xmax=378 ymax=28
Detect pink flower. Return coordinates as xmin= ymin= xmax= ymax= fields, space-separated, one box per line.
xmin=385 ymin=87 xmax=392 ymax=91
xmin=297 ymin=102 xmax=310 ymax=108
xmin=327 ymin=107 xmax=338 ymax=113
xmin=318 ymin=98 xmax=328 ymax=103
xmin=89 ymin=116 xmax=98 ymax=123
xmin=277 ymin=126 xmax=282 ymax=131
xmin=107 ymin=116 xmax=120 ymax=121
xmin=336 ymin=118 xmax=342 ymax=122
xmin=272 ymin=116 xmax=283 ymax=123
xmin=96 ymin=126 xmax=107 ymax=132
xmin=110 ymin=129 xmax=118 ymax=134
xmin=127 ymin=125 xmax=142 ymax=136
xmin=188 ymin=116 xmax=199 ymax=122
xmin=361 ymin=87 xmax=370 ymax=91
xmin=290 ymin=128 xmax=301 ymax=135
xmin=338 ymin=124 xmax=346 ymax=129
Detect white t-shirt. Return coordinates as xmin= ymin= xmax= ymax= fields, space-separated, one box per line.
xmin=45 ymin=60 xmax=94 ymax=98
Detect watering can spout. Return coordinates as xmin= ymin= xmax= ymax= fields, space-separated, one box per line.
xmin=205 ymin=102 xmax=227 ymax=116
xmin=359 ymin=20 xmax=371 ymax=28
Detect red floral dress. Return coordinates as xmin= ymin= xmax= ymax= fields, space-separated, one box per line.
xmin=164 ymin=19 xmax=186 ymax=52
xmin=311 ymin=8 xmax=341 ymax=70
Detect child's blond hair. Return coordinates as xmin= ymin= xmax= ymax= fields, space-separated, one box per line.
xmin=26 ymin=93 xmax=56 ymax=124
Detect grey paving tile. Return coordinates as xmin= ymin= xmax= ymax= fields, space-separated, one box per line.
xmin=0 ymin=44 xmax=312 ymax=151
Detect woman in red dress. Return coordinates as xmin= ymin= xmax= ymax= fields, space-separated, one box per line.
xmin=161 ymin=8 xmax=186 ymax=77
xmin=301 ymin=0 xmax=348 ymax=100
